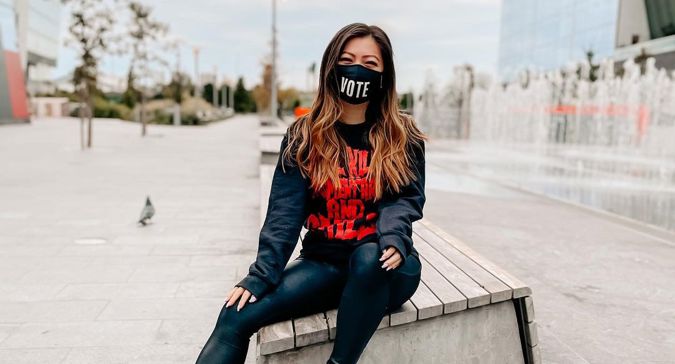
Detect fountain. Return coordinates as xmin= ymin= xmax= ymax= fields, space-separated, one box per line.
xmin=416 ymin=57 xmax=675 ymax=233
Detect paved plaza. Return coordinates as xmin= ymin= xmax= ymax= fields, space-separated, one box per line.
xmin=0 ymin=116 xmax=674 ymax=363
xmin=0 ymin=116 xmax=261 ymax=363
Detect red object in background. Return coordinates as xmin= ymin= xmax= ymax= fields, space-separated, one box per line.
xmin=3 ymin=50 xmax=29 ymax=119
xmin=538 ymin=104 xmax=651 ymax=138
xmin=636 ymin=105 xmax=649 ymax=139
xmin=294 ymin=106 xmax=310 ymax=118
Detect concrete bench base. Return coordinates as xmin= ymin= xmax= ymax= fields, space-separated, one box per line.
xmin=257 ymin=300 xmax=524 ymax=364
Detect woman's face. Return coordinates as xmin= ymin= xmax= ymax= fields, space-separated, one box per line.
xmin=337 ymin=35 xmax=384 ymax=73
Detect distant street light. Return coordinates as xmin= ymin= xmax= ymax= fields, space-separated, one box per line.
xmin=213 ymin=65 xmax=218 ymax=106
xmin=270 ymin=0 xmax=278 ymax=122
xmin=193 ymin=46 xmax=201 ymax=97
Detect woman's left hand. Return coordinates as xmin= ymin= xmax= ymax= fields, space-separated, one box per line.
xmin=379 ymin=246 xmax=402 ymax=271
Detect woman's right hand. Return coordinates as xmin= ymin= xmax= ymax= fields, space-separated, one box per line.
xmin=225 ymin=285 xmax=258 ymax=311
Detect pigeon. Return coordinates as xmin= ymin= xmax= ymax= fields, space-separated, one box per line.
xmin=138 ymin=195 xmax=155 ymax=226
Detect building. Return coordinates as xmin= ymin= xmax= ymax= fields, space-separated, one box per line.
xmin=31 ymin=96 xmax=69 ymax=117
xmin=17 ymin=0 xmax=62 ymax=94
xmin=1 ymin=0 xmax=62 ymax=123
xmin=0 ymin=0 xmax=29 ymax=123
xmin=613 ymin=0 xmax=675 ymax=69
xmin=498 ymin=0 xmax=675 ymax=81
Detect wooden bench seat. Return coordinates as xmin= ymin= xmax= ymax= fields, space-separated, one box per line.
xmin=254 ymin=129 xmax=540 ymax=363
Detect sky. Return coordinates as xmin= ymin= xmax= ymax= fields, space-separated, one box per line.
xmin=55 ymin=0 xmax=503 ymax=95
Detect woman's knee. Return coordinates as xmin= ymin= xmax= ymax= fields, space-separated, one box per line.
xmin=348 ymin=242 xmax=391 ymax=286
xmin=212 ymin=300 xmax=261 ymax=340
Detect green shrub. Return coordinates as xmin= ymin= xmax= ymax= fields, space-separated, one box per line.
xmin=92 ymin=97 xmax=132 ymax=120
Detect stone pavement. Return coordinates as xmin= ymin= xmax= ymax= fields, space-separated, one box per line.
xmin=1 ymin=116 xmax=674 ymax=363
xmin=0 ymin=116 xmax=261 ymax=363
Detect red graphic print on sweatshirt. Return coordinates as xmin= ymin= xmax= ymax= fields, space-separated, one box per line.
xmin=305 ymin=146 xmax=378 ymax=241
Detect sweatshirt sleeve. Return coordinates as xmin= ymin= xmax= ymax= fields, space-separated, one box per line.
xmin=235 ymin=131 xmax=309 ymax=299
xmin=376 ymin=139 xmax=426 ymax=267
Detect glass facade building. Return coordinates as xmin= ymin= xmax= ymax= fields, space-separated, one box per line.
xmin=644 ymin=0 xmax=675 ymax=39
xmin=0 ymin=0 xmax=18 ymax=52
xmin=25 ymin=0 xmax=60 ymax=68
xmin=498 ymin=0 xmax=620 ymax=81
xmin=23 ymin=0 xmax=62 ymax=93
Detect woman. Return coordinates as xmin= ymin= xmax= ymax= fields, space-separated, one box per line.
xmin=196 ymin=22 xmax=427 ymax=364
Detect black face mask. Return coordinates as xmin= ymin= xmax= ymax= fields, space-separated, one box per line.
xmin=333 ymin=64 xmax=383 ymax=105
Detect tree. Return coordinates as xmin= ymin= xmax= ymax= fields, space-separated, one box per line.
xmin=62 ymin=0 xmax=117 ymax=149
xmin=633 ymin=48 xmax=654 ymax=75
xmin=162 ymin=71 xmax=192 ymax=104
xmin=278 ymin=87 xmax=299 ymax=113
xmin=125 ymin=1 xmax=169 ymax=136
xmin=121 ymin=67 xmax=140 ymax=108
xmin=252 ymin=62 xmax=273 ymax=114
xmin=578 ymin=49 xmax=600 ymax=82
xmin=399 ymin=91 xmax=414 ymax=111
xmin=202 ymin=83 xmax=215 ymax=105
xmin=233 ymin=77 xmax=255 ymax=113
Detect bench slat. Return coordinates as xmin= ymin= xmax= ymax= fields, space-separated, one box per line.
xmin=293 ymin=312 xmax=329 ymax=347
xmin=418 ymin=258 xmax=467 ymax=315
xmin=325 ymin=308 xmax=339 ymax=340
xmin=389 ymin=300 xmax=418 ymax=326
xmin=413 ymin=232 xmax=491 ymax=308
xmin=378 ymin=313 xmax=390 ymax=330
xmin=524 ymin=296 xmax=535 ymax=322
xmin=258 ymin=319 xmax=295 ymax=355
xmin=417 ymin=219 xmax=533 ymax=298
xmin=408 ymin=280 xmax=444 ymax=320
xmin=415 ymin=222 xmax=513 ymax=303
xmin=413 ymin=235 xmax=468 ymax=314
xmin=525 ymin=321 xmax=539 ymax=347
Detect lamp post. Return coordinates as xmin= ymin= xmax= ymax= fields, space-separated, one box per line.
xmin=229 ymin=81 xmax=234 ymax=110
xmin=212 ymin=65 xmax=218 ymax=106
xmin=193 ymin=46 xmax=200 ymax=97
xmin=270 ymin=0 xmax=278 ymax=122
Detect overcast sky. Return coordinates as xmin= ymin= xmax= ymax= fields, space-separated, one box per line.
xmin=55 ymin=0 xmax=502 ymax=95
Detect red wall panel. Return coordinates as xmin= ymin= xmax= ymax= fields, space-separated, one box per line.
xmin=3 ymin=50 xmax=29 ymax=119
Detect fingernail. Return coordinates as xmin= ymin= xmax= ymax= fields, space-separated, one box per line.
xmin=381 ymin=263 xmax=387 ymax=268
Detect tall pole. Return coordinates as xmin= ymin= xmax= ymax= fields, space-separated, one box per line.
xmin=173 ymin=39 xmax=182 ymax=126
xmin=270 ymin=0 xmax=278 ymax=121
xmin=221 ymin=81 xmax=226 ymax=108
xmin=230 ymin=82 xmax=234 ymax=109
xmin=193 ymin=46 xmax=200 ymax=97
xmin=212 ymin=65 xmax=218 ymax=106
xmin=229 ymin=82 xmax=234 ymax=109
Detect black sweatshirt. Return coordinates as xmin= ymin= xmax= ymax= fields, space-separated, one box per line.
xmin=236 ymin=118 xmax=426 ymax=299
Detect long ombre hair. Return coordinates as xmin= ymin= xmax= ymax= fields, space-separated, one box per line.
xmin=282 ymin=23 xmax=428 ymax=201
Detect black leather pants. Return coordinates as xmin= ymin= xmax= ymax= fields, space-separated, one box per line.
xmin=195 ymin=241 xmax=422 ymax=364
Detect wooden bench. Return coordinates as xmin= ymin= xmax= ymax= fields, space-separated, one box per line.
xmin=255 ymin=129 xmax=541 ymax=363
